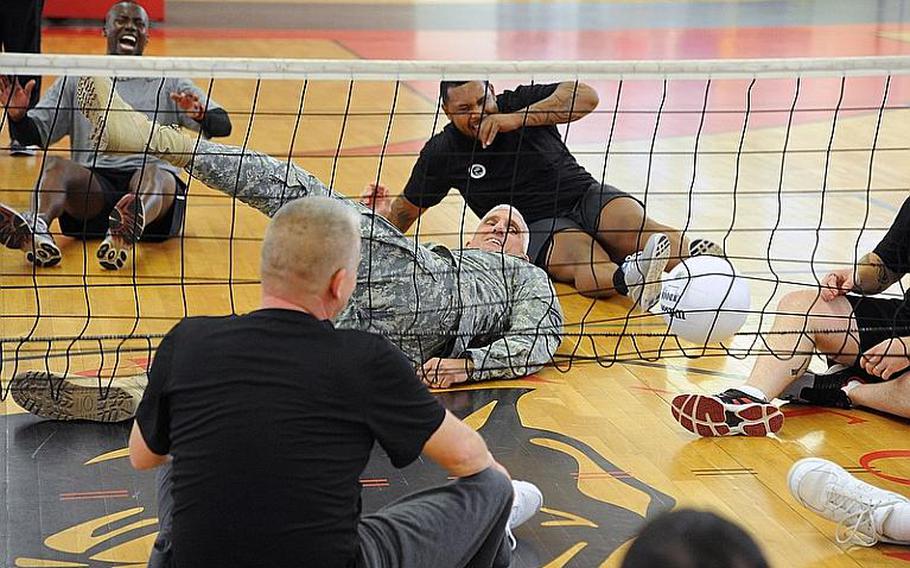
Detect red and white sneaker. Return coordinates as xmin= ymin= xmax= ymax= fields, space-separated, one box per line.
xmin=0 ymin=203 xmax=62 ymax=267
xmin=97 ymin=192 xmax=145 ymax=270
xmin=671 ymin=388 xmax=784 ymax=437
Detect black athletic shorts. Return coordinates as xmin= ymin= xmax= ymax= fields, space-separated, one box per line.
xmin=526 ymin=182 xmax=642 ymax=268
xmin=58 ymin=167 xmax=187 ymax=243
xmin=846 ymin=294 xmax=910 ymax=353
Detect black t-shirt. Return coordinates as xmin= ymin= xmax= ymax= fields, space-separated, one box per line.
xmin=135 ymin=309 xmax=446 ymax=568
xmin=875 ymin=197 xmax=910 ymax=286
xmin=403 ymin=83 xmax=597 ymax=223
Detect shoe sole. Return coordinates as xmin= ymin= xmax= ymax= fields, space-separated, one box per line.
xmin=690 ymin=238 xmax=724 ymax=257
xmin=10 ymin=371 xmax=137 ymax=422
xmin=0 ymin=204 xmax=62 ymax=267
xmin=636 ymin=233 xmax=671 ymax=311
xmin=670 ymin=393 xmax=784 ymax=437
xmin=97 ymin=193 xmax=144 ymax=270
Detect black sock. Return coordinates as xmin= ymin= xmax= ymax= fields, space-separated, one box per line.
xmin=613 ymin=265 xmax=629 ymax=295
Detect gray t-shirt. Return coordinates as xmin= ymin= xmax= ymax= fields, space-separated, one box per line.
xmin=26 ymin=76 xmax=223 ymax=176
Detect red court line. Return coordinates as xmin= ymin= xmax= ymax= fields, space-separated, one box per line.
xmin=42 ymin=23 xmax=910 ymax=60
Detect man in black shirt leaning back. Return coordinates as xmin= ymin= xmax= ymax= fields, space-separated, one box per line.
xmin=385 ymin=80 xmax=722 ymax=311
xmin=670 ymin=197 xmax=910 ymax=438
xmin=128 ymin=197 xmax=542 ymax=567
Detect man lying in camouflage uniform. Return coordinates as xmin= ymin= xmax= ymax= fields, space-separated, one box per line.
xmin=10 ymin=76 xmax=667 ymax=422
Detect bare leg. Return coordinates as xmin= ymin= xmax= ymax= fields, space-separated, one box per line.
xmin=849 ymin=375 xmax=910 ymax=418
xmin=595 ymin=197 xmax=690 ymax=270
xmin=0 ymin=156 xmax=109 ymax=266
xmin=132 ymin=164 xmax=177 ymax=224
xmin=544 ymin=229 xmax=620 ymax=298
xmin=745 ymin=291 xmax=861 ymax=399
xmin=37 ymin=156 xmax=107 ymax=224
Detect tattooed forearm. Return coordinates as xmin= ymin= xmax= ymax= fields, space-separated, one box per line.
xmin=521 ymin=83 xmax=599 ymax=127
xmin=855 ymin=252 xmax=901 ymax=294
xmin=388 ymin=196 xmax=421 ymax=232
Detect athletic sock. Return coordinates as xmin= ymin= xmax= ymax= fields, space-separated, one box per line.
xmin=877 ymin=502 xmax=910 ymax=542
xmin=735 ymin=385 xmax=770 ymax=402
xmin=613 ymin=265 xmax=629 ymax=295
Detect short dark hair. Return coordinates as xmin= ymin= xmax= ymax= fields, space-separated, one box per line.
xmin=621 ymin=509 xmax=769 ymax=568
xmin=439 ymin=81 xmax=487 ymax=105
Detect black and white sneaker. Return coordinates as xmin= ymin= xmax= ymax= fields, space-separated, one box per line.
xmin=779 ymin=364 xmax=868 ymax=409
xmin=671 ymin=388 xmax=784 ymax=437
xmin=0 ymin=204 xmax=62 ymax=267
xmin=689 ymin=238 xmax=723 ymax=257
xmin=98 ymin=192 xmax=145 ymax=270
xmin=621 ymin=233 xmax=670 ymax=311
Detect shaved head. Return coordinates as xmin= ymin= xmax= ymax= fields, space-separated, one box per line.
xmin=261 ymin=198 xmax=361 ymax=298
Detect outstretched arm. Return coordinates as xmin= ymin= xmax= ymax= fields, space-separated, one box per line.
xmin=466 ymin=268 xmax=564 ymax=382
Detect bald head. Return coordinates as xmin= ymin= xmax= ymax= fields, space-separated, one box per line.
xmin=261 ymin=198 xmax=361 ymax=302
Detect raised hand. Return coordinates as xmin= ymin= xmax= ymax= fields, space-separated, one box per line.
xmin=169 ymin=91 xmax=205 ymax=120
xmin=477 ymin=113 xmax=521 ymax=148
xmin=0 ymin=76 xmax=36 ymax=121
xmin=820 ymin=268 xmax=855 ymax=302
xmin=359 ymin=182 xmax=392 ymax=218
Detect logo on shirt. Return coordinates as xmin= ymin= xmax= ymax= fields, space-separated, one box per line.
xmin=469 ymin=164 xmax=486 ymax=179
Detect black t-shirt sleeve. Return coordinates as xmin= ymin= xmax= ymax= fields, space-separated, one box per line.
xmin=135 ymin=327 xmax=179 ymax=456
xmin=874 ymin=197 xmax=910 ymax=275
xmin=364 ymin=337 xmax=446 ymax=468
xmin=496 ymin=83 xmax=560 ymax=114
xmin=198 ymin=107 xmax=232 ymax=138
xmin=402 ymin=136 xmax=454 ymax=209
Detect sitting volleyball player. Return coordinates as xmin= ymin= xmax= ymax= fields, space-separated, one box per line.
xmin=670 ymin=196 xmax=910 ymax=437
xmin=0 ymin=2 xmax=232 ymax=270
xmin=11 ymin=76 xmax=656 ymax=421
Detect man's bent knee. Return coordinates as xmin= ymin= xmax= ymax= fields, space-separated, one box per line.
xmin=465 ymin=467 xmax=513 ymax=507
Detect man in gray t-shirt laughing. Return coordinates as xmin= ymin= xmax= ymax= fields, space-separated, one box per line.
xmin=0 ymin=1 xmax=232 ymax=270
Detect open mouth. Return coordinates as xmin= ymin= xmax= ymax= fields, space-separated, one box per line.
xmin=118 ymin=34 xmax=138 ymax=52
xmin=485 ymin=237 xmax=503 ymax=248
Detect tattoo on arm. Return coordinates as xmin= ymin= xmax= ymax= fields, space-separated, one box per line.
xmin=856 ymin=252 xmax=901 ymax=294
xmin=389 ymin=197 xmax=420 ymax=232
xmin=523 ymin=83 xmax=596 ymax=126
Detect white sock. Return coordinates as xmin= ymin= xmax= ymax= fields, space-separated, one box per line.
xmin=842 ymin=380 xmax=862 ymax=395
xmin=877 ymin=502 xmax=910 ymax=542
xmin=735 ymin=385 xmax=769 ymax=402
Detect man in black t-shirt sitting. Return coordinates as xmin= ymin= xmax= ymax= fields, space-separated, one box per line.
xmin=384 ymin=80 xmax=722 ymax=310
xmin=128 ymin=197 xmax=543 ymax=567
xmin=670 ymin=197 xmax=910 ymax=437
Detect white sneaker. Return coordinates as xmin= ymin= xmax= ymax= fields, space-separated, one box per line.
xmin=505 ymin=480 xmax=542 ymax=550
xmin=788 ymin=457 xmax=910 ymax=547
xmin=621 ymin=233 xmax=670 ymax=311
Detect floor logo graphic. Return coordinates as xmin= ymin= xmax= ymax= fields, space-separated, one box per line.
xmin=8 ymin=384 xmax=674 ymax=567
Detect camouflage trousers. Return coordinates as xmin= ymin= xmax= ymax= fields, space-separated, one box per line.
xmin=190 ymin=140 xmax=460 ymax=364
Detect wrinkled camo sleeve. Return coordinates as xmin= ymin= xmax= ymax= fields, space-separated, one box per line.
xmin=465 ymin=267 xmax=563 ymax=381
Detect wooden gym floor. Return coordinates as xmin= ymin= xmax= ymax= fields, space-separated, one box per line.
xmin=3 ymin=1 xmax=910 ymax=566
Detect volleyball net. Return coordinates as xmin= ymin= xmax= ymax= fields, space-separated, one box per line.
xmin=1 ymin=54 xmax=910 ymax=388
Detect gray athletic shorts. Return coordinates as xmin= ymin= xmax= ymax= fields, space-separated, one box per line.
xmin=526 ymin=183 xmax=642 ymax=268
